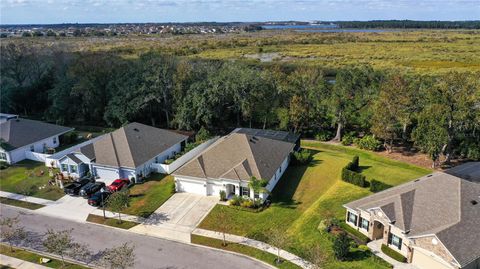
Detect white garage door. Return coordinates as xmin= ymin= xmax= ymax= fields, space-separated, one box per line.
xmin=207 ymin=183 xmax=224 ymax=196
xmin=94 ymin=166 xmax=120 ymax=185
xmin=412 ymin=249 xmax=453 ymax=269
xmin=177 ymin=179 xmax=206 ymax=195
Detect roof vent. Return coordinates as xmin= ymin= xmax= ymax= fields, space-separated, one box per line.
xmin=471 ymin=200 xmax=478 ymax=205
xmin=133 ymin=128 xmax=139 ymax=132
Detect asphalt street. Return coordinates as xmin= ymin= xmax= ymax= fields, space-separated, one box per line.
xmin=0 ymin=205 xmax=272 ymax=269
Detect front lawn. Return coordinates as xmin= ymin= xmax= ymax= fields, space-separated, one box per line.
xmin=0 ymin=197 xmax=45 ymax=210
xmin=199 ymin=141 xmax=430 ymax=269
xmin=0 ymin=160 xmax=64 ymax=200
xmin=86 ymin=214 xmax=139 ymax=229
xmin=122 ymin=173 xmax=174 ymax=217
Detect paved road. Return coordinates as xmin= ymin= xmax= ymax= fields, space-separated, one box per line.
xmin=1 ymin=206 xmax=271 ymax=269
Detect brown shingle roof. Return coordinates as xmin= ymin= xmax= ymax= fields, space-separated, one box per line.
xmin=344 ymin=162 xmax=480 ymax=267
xmin=174 ymin=132 xmax=295 ymax=182
xmin=0 ymin=118 xmax=73 ymax=150
xmin=81 ymin=122 xmax=187 ymax=169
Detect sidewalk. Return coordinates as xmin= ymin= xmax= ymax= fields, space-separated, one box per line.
xmin=0 ymin=254 xmax=50 ymax=269
xmin=193 ymin=228 xmax=314 ymax=269
xmin=367 ymin=240 xmax=417 ymax=269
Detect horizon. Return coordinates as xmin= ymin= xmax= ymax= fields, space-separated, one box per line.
xmin=1 ymin=0 xmax=479 ymax=25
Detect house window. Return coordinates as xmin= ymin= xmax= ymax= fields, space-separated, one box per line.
xmin=360 ymin=217 xmax=369 ymax=231
xmin=53 ymin=137 xmax=57 ymax=144
xmin=61 ymin=164 xmax=68 ymax=172
xmin=0 ymin=152 xmax=6 ymax=160
xmin=388 ymin=233 xmax=402 ymax=250
xmin=347 ymin=211 xmax=358 ymax=226
xmin=70 ymin=165 xmax=77 ymax=174
xmin=241 ymin=186 xmax=250 ymax=197
xmin=254 ymin=191 xmax=259 ymax=199
xmin=30 ymin=145 xmax=34 ymax=152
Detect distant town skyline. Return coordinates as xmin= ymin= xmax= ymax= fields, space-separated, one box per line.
xmin=1 ymin=0 xmax=479 ymax=25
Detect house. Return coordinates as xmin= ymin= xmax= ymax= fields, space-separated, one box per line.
xmin=58 ymin=122 xmax=188 ymax=184
xmin=343 ymin=162 xmax=480 ymax=269
xmin=0 ymin=117 xmax=74 ymax=164
xmin=173 ymin=128 xmax=299 ymax=199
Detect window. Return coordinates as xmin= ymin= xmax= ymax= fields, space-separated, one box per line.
xmin=254 ymin=191 xmax=259 ymax=199
xmin=347 ymin=212 xmax=358 ymax=226
xmin=30 ymin=145 xmax=34 ymax=152
xmin=0 ymin=152 xmax=7 ymax=160
xmin=61 ymin=164 xmax=68 ymax=172
xmin=360 ymin=217 xmax=369 ymax=231
xmin=388 ymin=233 xmax=402 ymax=250
xmin=53 ymin=137 xmax=57 ymax=144
xmin=70 ymin=165 xmax=77 ymax=173
xmin=241 ymin=186 xmax=250 ymax=197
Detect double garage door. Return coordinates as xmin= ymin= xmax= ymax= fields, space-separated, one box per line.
xmin=412 ymin=249 xmax=453 ymax=269
xmin=93 ymin=166 xmax=135 ymax=185
xmin=176 ymin=178 xmax=223 ymax=196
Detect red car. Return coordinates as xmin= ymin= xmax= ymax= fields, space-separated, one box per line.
xmin=107 ymin=179 xmax=130 ymax=192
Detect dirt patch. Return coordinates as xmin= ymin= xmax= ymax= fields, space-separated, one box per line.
xmin=376 ymin=147 xmax=434 ymax=169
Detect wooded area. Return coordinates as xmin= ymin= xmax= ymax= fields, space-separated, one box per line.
xmin=1 ymin=34 xmax=479 ymax=167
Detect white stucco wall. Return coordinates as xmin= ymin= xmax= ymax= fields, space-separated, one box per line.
xmin=136 ymin=142 xmax=183 ymax=177
xmin=1 ymin=135 xmax=60 ymax=164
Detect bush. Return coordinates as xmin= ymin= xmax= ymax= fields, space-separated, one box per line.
xmin=229 ymin=195 xmax=244 ymax=206
xmin=358 ymin=245 xmax=370 ymax=252
xmin=339 ymin=222 xmax=370 ymax=245
xmin=356 ymin=135 xmax=382 ymax=151
xmin=0 ymin=161 xmax=9 ymax=170
xmin=195 ymin=127 xmax=211 ymax=143
xmin=292 ymin=149 xmax=313 ymax=165
xmin=241 ymin=199 xmax=254 ymax=208
xmin=60 ymin=131 xmax=78 ymax=145
xmin=341 ymin=133 xmax=356 ymax=146
xmin=164 ymin=159 xmax=174 ymax=165
xmin=315 ymin=130 xmax=333 ymax=141
xmin=333 ymin=232 xmax=351 ymax=261
xmin=370 ymin=179 xmax=392 ymax=193
xmin=219 ymin=190 xmax=226 ymax=201
xmin=342 ymin=168 xmax=367 ymax=187
xmin=246 ymin=230 xmax=268 ymax=242
xmin=381 ymin=244 xmax=407 ymax=263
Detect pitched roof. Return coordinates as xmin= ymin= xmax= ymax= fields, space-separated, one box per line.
xmin=80 ymin=122 xmax=187 ymax=169
xmin=174 ymin=132 xmax=295 ymax=182
xmin=344 ymin=162 xmax=480 ymax=267
xmin=0 ymin=118 xmax=73 ymax=150
xmin=232 ymin=128 xmax=300 ymax=144
xmin=60 ymin=153 xmax=83 ymax=165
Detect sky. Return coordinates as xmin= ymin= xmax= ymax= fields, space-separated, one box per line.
xmin=0 ymin=0 xmax=479 ymax=24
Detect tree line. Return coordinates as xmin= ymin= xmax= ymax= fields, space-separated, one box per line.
xmin=1 ymin=43 xmax=479 ymax=167
xmin=336 ymin=20 xmax=480 ymax=29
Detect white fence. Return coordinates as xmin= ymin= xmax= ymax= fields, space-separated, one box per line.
xmin=45 ymin=135 xmax=105 ymax=167
xmin=151 ymin=137 xmax=219 ymax=174
xmin=25 ymin=151 xmax=51 ymax=162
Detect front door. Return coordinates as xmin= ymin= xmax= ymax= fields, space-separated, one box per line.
xmin=372 ymin=221 xmax=385 ymax=240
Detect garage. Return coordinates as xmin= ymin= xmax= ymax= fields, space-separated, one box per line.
xmin=93 ymin=166 xmax=120 ymax=185
xmin=121 ymin=169 xmax=136 ymax=182
xmin=207 ymin=183 xmax=224 ymax=196
xmin=412 ymin=248 xmax=453 ymax=269
xmin=176 ymin=178 xmax=206 ymax=195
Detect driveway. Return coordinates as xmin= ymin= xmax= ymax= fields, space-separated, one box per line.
xmin=35 ymin=194 xmax=98 ymax=221
xmin=130 ymin=193 xmax=217 ymax=242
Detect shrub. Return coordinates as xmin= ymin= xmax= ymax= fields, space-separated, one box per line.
xmin=219 ymin=190 xmax=226 ymax=201
xmin=241 ymin=199 xmax=254 ymax=208
xmin=341 ymin=133 xmax=356 ymax=146
xmin=0 ymin=161 xmax=8 ymax=170
xmin=315 ymin=130 xmax=333 ymax=141
xmin=229 ymin=195 xmax=244 ymax=206
xmin=370 ymin=179 xmax=392 ymax=193
xmin=339 ymin=222 xmax=370 ymax=245
xmin=356 ymin=135 xmax=382 ymax=151
xmin=381 ymin=244 xmax=407 ymax=263
xmin=333 ymin=232 xmax=351 ymax=261
xmin=164 ymin=159 xmax=174 ymax=165
xmin=341 ymin=168 xmax=367 ymax=187
xmin=358 ymin=245 xmax=370 ymax=252
xmin=246 ymin=230 xmax=268 ymax=242
xmin=292 ymin=149 xmax=313 ymax=165
xmin=195 ymin=127 xmax=211 ymax=143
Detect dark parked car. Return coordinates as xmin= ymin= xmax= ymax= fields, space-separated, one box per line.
xmin=79 ymin=182 xmax=106 ymax=198
xmin=88 ymin=191 xmax=111 ymax=207
xmin=107 ymin=179 xmax=130 ymax=192
xmin=64 ymin=177 xmax=94 ymax=196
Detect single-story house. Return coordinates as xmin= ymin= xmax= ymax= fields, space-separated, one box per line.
xmin=58 ymin=122 xmax=188 ymax=184
xmin=0 ymin=117 xmax=73 ymax=164
xmin=173 ymin=128 xmax=299 ymax=199
xmin=343 ymin=162 xmax=480 ymax=269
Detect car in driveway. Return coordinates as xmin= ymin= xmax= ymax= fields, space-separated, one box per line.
xmin=79 ymin=182 xmax=106 ymax=198
xmin=107 ymin=179 xmax=130 ymax=192
xmin=88 ymin=191 xmax=111 ymax=207
xmin=64 ymin=177 xmax=95 ymax=196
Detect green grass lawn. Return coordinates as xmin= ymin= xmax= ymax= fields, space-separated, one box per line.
xmin=121 ymin=173 xmax=174 ymax=218
xmin=0 ymin=244 xmax=88 ymax=269
xmin=86 ymin=214 xmax=139 ymax=229
xmin=192 ymin=235 xmax=301 ymax=269
xmin=0 ymin=160 xmax=64 ymax=200
xmin=199 ymin=141 xmax=430 ymax=269
xmin=0 ymin=197 xmax=45 ymax=210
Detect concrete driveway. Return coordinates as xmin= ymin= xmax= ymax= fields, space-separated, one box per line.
xmin=130 ymin=193 xmax=217 ymax=242
xmin=35 ymin=194 xmax=98 ymax=221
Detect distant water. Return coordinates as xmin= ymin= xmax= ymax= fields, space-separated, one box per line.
xmin=261 ymin=24 xmax=399 ymax=33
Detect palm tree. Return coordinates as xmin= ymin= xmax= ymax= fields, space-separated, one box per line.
xmin=248 ymin=176 xmax=269 ymax=204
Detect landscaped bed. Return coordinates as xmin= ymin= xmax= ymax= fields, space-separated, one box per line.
xmin=198 ymin=141 xmax=430 ymax=269
xmin=0 ymin=160 xmax=64 ymax=200
xmin=191 ymin=235 xmax=301 ymax=269
xmin=0 ymin=197 xmax=45 ymax=210
xmin=86 ymin=214 xmax=138 ymax=229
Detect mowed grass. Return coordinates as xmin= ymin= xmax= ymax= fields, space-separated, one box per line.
xmin=121 ymin=173 xmax=174 ymax=217
xmin=86 ymin=214 xmax=138 ymax=229
xmin=199 ymin=141 xmax=430 ymax=268
xmin=0 ymin=160 xmax=64 ymax=200
xmin=191 ymin=235 xmax=301 ymax=269
xmin=0 ymin=197 xmax=45 ymax=210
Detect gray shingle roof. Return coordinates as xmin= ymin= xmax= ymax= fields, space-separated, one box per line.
xmin=232 ymin=128 xmax=300 ymax=144
xmin=344 ymin=162 xmax=480 ymax=267
xmin=80 ymin=122 xmax=187 ymax=169
xmin=174 ymin=132 xmax=295 ymax=182
xmin=0 ymin=118 xmax=73 ymax=150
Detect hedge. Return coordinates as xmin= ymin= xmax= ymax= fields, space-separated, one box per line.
xmin=342 ymin=168 xmax=367 ymax=187
xmin=370 ymin=179 xmax=392 ymax=193
xmin=339 ymin=222 xmax=370 ymax=245
xmin=381 ymin=244 xmax=407 ymax=263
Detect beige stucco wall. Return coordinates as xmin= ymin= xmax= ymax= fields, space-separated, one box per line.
xmin=411 ymin=236 xmax=459 ymax=268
